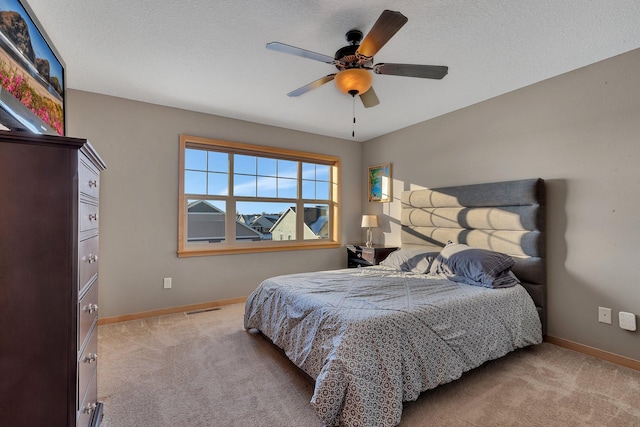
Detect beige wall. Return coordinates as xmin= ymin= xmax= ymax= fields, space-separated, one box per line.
xmin=66 ymin=91 xmax=363 ymax=319
xmin=363 ymin=48 xmax=640 ymax=361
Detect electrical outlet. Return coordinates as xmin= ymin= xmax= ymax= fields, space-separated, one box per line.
xmin=163 ymin=277 xmax=172 ymax=289
xmin=619 ymin=311 xmax=637 ymax=331
xmin=598 ymin=306 xmax=612 ymax=324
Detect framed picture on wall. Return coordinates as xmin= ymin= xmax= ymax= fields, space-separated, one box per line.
xmin=368 ymin=163 xmax=392 ymax=202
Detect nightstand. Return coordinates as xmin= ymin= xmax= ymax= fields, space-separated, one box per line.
xmin=347 ymin=245 xmax=399 ymax=268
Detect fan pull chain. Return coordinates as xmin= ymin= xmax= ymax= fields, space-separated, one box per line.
xmin=352 ymin=94 xmax=356 ymax=138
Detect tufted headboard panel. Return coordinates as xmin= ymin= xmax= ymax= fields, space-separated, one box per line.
xmin=401 ymin=178 xmax=546 ymax=334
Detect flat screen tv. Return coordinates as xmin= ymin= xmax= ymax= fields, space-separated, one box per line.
xmin=0 ymin=0 xmax=64 ymax=135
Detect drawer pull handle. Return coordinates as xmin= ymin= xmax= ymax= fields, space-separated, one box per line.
xmin=83 ymin=303 xmax=99 ymax=314
xmin=84 ymin=254 xmax=99 ymax=264
xmin=88 ymin=213 xmax=98 ymax=221
xmin=83 ymin=353 xmax=98 ymax=364
xmin=83 ymin=402 xmax=97 ymax=414
xmin=88 ymin=180 xmax=98 ymax=188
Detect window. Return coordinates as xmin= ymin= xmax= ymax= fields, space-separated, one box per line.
xmin=178 ymin=135 xmax=340 ymax=256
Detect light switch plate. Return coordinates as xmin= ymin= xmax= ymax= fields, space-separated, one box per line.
xmin=619 ymin=311 xmax=637 ymax=331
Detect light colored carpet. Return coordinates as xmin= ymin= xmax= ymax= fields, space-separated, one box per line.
xmin=98 ymin=303 xmax=640 ymax=426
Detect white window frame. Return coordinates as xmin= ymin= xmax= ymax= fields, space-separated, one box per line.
xmin=178 ymin=134 xmax=341 ymax=257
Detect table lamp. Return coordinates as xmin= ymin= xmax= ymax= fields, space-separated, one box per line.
xmin=361 ymin=214 xmax=378 ymax=248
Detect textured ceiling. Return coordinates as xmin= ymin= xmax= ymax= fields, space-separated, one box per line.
xmin=25 ymin=0 xmax=640 ymax=142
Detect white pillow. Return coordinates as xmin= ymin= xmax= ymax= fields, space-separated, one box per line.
xmin=379 ymin=248 xmax=440 ymax=273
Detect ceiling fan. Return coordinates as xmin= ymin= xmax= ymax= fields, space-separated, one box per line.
xmin=266 ymin=10 xmax=448 ymax=108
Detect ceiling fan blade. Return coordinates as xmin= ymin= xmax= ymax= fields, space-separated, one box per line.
xmin=266 ymin=42 xmax=336 ymax=64
xmin=357 ymin=10 xmax=408 ymax=59
xmin=287 ymin=74 xmax=336 ymax=97
xmin=374 ymin=63 xmax=448 ymax=79
xmin=359 ymin=87 xmax=380 ymax=108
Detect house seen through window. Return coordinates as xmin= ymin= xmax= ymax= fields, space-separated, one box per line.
xmin=178 ymin=135 xmax=340 ymax=256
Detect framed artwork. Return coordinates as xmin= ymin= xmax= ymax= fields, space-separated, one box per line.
xmin=368 ymin=163 xmax=392 ymax=202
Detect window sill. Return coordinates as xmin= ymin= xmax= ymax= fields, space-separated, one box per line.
xmin=177 ymin=241 xmax=341 ymax=257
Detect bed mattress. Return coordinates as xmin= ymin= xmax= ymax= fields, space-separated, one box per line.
xmin=244 ymin=265 xmax=542 ymax=427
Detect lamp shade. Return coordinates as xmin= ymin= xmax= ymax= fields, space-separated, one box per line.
xmin=361 ymin=214 xmax=378 ymax=228
xmin=335 ymin=69 xmax=373 ymax=95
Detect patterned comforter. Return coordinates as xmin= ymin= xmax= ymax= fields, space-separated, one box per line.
xmin=244 ymin=266 xmax=542 ymax=427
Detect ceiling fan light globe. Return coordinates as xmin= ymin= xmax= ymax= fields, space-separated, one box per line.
xmin=334 ymin=69 xmax=372 ymax=95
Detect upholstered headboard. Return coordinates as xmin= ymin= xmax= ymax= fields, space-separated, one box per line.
xmin=401 ymin=178 xmax=546 ymax=334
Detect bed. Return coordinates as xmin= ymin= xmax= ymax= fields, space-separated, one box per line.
xmin=244 ymin=178 xmax=546 ymax=427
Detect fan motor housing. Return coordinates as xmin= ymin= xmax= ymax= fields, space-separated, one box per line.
xmin=334 ymin=30 xmax=372 ymax=70
xmin=335 ymin=44 xmax=372 ymax=70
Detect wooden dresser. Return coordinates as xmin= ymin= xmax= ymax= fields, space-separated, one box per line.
xmin=0 ymin=131 xmax=106 ymax=426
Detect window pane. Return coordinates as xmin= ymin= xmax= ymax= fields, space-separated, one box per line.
xmin=316 ymin=164 xmax=330 ymax=181
xmin=185 ymin=149 xmax=207 ymax=171
xmin=303 ymin=204 xmax=329 ymax=240
xmin=208 ymin=151 xmax=228 ymax=173
xmin=257 ymin=176 xmax=277 ymax=198
xmin=302 ymin=163 xmax=316 ymax=180
xmin=236 ymin=201 xmax=292 ymax=241
xmin=185 ymin=171 xmax=207 ymax=194
xmin=258 ymin=157 xmax=277 ymax=177
xmin=235 ymin=155 xmax=256 ymax=175
xmin=302 ymin=180 xmax=315 ymax=199
xmin=207 ymin=172 xmax=228 ymax=196
xmin=277 ymin=177 xmax=297 ymax=198
xmin=234 ymin=174 xmax=256 ymax=197
xmin=187 ymin=199 xmax=226 ymax=243
xmin=315 ymin=181 xmax=330 ymax=200
xmin=278 ymin=160 xmax=297 ymax=179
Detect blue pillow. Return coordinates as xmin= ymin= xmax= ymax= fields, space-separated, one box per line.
xmin=429 ymin=243 xmax=518 ymax=288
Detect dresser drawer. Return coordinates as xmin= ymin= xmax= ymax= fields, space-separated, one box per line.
xmin=360 ymin=247 xmax=375 ymax=264
xmin=79 ymin=283 xmax=99 ymax=351
xmin=79 ymin=236 xmax=99 ymax=293
xmin=77 ymin=362 xmax=99 ymax=427
xmin=79 ymin=155 xmax=100 ymax=200
xmin=78 ymin=325 xmax=98 ymax=406
xmin=79 ymin=201 xmax=99 ymax=232
xmin=347 ymin=245 xmax=398 ymax=268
